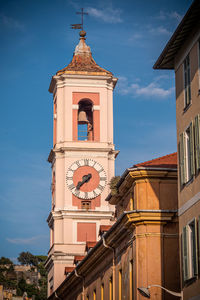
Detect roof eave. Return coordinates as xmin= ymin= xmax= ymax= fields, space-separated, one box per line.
xmin=153 ymin=0 xmax=200 ymax=70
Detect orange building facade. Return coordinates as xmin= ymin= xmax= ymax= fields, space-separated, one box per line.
xmin=47 ymin=153 xmax=180 ymax=300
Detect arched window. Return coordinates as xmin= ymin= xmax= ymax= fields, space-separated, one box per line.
xmin=77 ymin=99 xmax=93 ymax=141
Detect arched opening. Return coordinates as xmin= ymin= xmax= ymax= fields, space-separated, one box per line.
xmin=77 ymin=99 xmax=93 ymax=141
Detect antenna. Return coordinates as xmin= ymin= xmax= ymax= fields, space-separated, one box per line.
xmin=71 ymin=8 xmax=88 ymax=31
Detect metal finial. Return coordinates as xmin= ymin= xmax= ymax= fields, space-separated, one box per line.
xmin=71 ymin=8 xmax=88 ymax=31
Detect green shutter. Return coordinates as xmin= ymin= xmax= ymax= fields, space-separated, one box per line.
xmin=198 ymin=216 xmax=200 ymax=274
xmin=194 ymin=115 xmax=200 ymax=172
xmin=182 ymin=226 xmax=189 ymax=281
xmin=179 ymin=133 xmax=186 ymax=185
xmin=189 ymin=122 xmax=195 ymax=176
xmin=193 ymin=218 xmax=198 ymax=276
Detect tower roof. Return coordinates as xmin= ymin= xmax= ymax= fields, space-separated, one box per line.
xmin=56 ymin=31 xmax=112 ymax=76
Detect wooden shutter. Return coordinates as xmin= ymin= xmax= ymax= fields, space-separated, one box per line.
xmin=182 ymin=226 xmax=189 ymax=282
xmin=179 ymin=133 xmax=186 ymax=185
xmin=189 ymin=122 xmax=195 ymax=176
xmin=195 ymin=115 xmax=200 ymax=172
xmin=198 ymin=216 xmax=200 ymax=273
xmin=193 ymin=218 xmax=198 ymax=276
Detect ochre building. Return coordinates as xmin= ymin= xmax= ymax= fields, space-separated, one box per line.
xmin=154 ymin=0 xmax=200 ymax=299
xmin=48 ymin=153 xmax=180 ymax=300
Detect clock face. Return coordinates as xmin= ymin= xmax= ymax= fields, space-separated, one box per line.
xmin=66 ymin=159 xmax=107 ymax=199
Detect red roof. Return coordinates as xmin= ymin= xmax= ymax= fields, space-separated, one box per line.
xmin=57 ymin=31 xmax=112 ymax=76
xmin=74 ymin=256 xmax=85 ymax=264
xmin=99 ymin=225 xmax=112 ymax=233
xmin=85 ymin=241 xmax=97 ymax=252
xmin=134 ymin=152 xmax=177 ymax=169
xmin=64 ymin=267 xmax=74 ymax=275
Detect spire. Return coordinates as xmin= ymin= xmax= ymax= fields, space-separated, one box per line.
xmin=56 ymin=31 xmax=112 ymax=76
xmin=74 ymin=30 xmax=91 ymax=56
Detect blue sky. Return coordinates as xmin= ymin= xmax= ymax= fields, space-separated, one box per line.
xmin=0 ymin=0 xmax=193 ymax=261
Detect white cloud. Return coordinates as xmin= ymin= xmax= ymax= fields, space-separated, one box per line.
xmin=156 ymin=10 xmax=182 ymax=22
xmin=132 ymin=82 xmax=174 ymax=98
xmin=87 ymin=7 xmax=122 ymax=23
xmin=169 ymin=11 xmax=182 ymax=22
xmin=129 ymin=33 xmax=143 ymax=41
xmin=6 ymin=235 xmax=48 ymax=245
xmin=149 ymin=26 xmax=171 ymax=36
xmin=117 ymin=76 xmax=174 ymax=99
xmin=0 ymin=14 xmax=24 ymax=31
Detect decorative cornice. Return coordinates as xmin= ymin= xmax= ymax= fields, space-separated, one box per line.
xmin=47 ymin=210 xmax=177 ymax=300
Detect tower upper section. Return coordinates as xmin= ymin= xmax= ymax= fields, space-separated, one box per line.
xmin=48 ymin=31 xmax=117 ymax=153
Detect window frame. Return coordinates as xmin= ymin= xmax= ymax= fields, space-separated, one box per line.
xmin=179 ymin=122 xmax=195 ymax=186
xmin=182 ymin=218 xmax=198 ymax=283
xmin=183 ymin=54 xmax=191 ymax=109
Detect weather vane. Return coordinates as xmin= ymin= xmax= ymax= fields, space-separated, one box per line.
xmin=71 ymin=8 xmax=88 ymax=31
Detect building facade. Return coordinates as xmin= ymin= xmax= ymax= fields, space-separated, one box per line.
xmin=154 ymin=1 xmax=200 ymax=299
xmin=47 ymin=153 xmax=180 ymax=300
xmin=45 ymin=30 xmax=118 ymax=295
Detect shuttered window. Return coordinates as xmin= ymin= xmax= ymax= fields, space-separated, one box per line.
xmin=182 ymin=219 xmax=198 ymax=283
xmin=194 ymin=115 xmax=200 ymax=172
xmin=179 ymin=122 xmax=195 ymax=186
xmin=184 ymin=55 xmax=191 ymax=107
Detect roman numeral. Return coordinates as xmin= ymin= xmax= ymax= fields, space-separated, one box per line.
xmin=84 ymin=192 xmax=88 ymax=199
xmin=74 ymin=189 xmax=80 ymax=198
xmin=84 ymin=159 xmax=89 ymax=166
xmin=98 ymin=184 xmax=104 ymax=191
xmin=100 ymin=177 xmax=106 ymax=181
xmin=68 ymin=183 xmax=75 ymax=190
xmin=92 ymin=190 xmax=98 ymax=198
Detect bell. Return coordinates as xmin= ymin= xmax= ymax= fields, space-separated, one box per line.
xmin=78 ymin=110 xmax=88 ymax=124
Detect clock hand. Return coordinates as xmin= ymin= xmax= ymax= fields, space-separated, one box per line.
xmin=76 ymin=174 xmax=92 ymax=190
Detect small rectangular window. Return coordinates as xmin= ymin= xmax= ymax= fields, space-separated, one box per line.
xmin=109 ymin=276 xmax=113 ymax=300
xmin=129 ymin=260 xmax=133 ymax=300
xmin=184 ymin=55 xmax=191 ymax=108
xmin=101 ymin=284 xmax=104 ymax=300
xmin=93 ymin=289 xmax=96 ymax=300
xmin=81 ymin=201 xmax=91 ymax=210
xmin=119 ymin=269 xmax=122 ymax=300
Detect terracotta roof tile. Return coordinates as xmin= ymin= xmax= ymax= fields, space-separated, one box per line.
xmin=64 ymin=267 xmax=74 ymax=275
xmin=85 ymin=241 xmax=97 ymax=252
xmin=134 ymin=152 xmax=177 ymax=169
xmin=57 ymin=32 xmax=112 ymax=76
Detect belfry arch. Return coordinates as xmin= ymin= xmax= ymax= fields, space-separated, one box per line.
xmin=77 ymin=99 xmax=93 ymax=141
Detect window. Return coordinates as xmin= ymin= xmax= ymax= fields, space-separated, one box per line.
xmin=109 ymin=276 xmax=113 ymax=300
xmin=194 ymin=114 xmax=200 ymax=173
xmin=81 ymin=201 xmax=91 ymax=210
xmin=184 ymin=55 xmax=191 ymax=108
xmin=78 ymin=100 xmax=93 ymax=141
xmin=129 ymin=260 xmax=133 ymax=300
xmin=179 ymin=122 xmax=195 ymax=185
xmin=119 ymin=269 xmax=122 ymax=300
xmin=93 ymin=289 xmax=96 ymax=300
xmin=198 ymin=40 xmax=200 ymax=90
xmin=182 ymin=219 xmax=198 ymax=282
xmin=101 ymin=284 xmax=104 ymax=300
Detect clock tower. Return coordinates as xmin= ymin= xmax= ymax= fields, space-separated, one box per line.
xmin=45 ymin=30 xmax=118 ymax=295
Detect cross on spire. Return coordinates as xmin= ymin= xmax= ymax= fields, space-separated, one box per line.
xmin=71 ymin=8 xmax=88 ymax=31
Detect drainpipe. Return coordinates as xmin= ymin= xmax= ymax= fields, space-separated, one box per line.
xmin=103 ymin=236 xmax=115 ymax=300
xmin=75 ymin=269 xmax=85 ymax=299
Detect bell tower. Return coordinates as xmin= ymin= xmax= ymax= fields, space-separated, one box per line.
xmin=45 ymin=30 xmax=118 ymax=295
